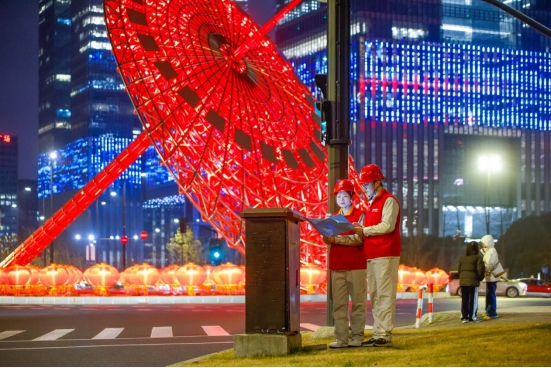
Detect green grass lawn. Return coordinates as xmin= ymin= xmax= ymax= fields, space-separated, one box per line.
xmin=173 ymin=323 xmax=551 ymax=367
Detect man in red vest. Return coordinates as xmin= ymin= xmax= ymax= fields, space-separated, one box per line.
xmin=352 ymin=164 xmax=401 ymax=348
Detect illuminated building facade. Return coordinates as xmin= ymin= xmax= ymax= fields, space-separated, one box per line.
xmin=276 ymin=0 xmax=551 ymax=239
xmin=37 ymin=0 xmax=212 ymax=267
xmin=0 ymin=134 xmax=18 ymax=245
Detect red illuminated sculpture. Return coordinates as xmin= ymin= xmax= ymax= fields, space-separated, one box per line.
xmin=0 ymin=0 xmax=366 ymax=269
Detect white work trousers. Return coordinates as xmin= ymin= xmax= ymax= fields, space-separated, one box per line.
xmin=331 ymin=269 xmax=367 ymax=343
xmin=366 ymin=257 xmax=399 ymax=341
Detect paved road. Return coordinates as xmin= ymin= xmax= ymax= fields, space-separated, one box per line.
xmin=0 ymin=297 xmax=549 ymax=366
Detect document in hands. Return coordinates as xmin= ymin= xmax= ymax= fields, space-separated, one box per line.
xmin=306 ymin=214 xmax=357 ymax=237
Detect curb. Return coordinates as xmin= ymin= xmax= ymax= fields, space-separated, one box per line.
xmin=168 ymin=348 xmax=233 ymax=366
xmin=0 ymin=292 xmax=450 ymax=305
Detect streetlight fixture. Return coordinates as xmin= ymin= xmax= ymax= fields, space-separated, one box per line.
xmin=478 ymin=154 xmax=501 ymax=235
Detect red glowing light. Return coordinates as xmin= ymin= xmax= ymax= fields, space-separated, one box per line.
xmin=0 ymin=0 xmax=368 ymax=269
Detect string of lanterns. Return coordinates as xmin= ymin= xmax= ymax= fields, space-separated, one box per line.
xmin=0 ymin=263 xmax=448 ymax=296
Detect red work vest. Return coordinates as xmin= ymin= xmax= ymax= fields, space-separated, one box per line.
xmin=363 ymin=189 xmax=401 ymax=260
xmin=329 ymin=206 xmax=367 ymax=271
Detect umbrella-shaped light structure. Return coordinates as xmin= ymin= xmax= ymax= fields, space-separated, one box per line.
xmin=1 ymin=0 xmax=366 ymax=268
xmin=104 ymin=0 xmax=335 ymax=259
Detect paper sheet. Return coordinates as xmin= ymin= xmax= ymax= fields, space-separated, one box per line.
xmin=305 ymin=214 xmax=357 ymax=237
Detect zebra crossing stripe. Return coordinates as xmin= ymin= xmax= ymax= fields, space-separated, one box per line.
xmin=202 ymin=326 xmax=230 ymax=336
xmin=300 ymin=323 xmax=320 ymax=331
xmin=33 ymin=329 xmax=74 ymax=341
xmin=0 ymin=331 xmax=25 ymax=340
xmin=151 ymin=327 xmax=172 ymax=338
xmin=92 ymin=328 xmax=124 ymax=340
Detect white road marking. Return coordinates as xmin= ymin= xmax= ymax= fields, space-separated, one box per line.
xmin=0 ymin=341 xmax=234 ymax=351
xmin=0 ymin=331 xmax=25 ymax=340
xmin=151 ymin=327 xmax=172 ymax=338
xmin=202 ymin=326 xmax=230 ymax=336
xmin=33 ymin=329 xmax=74 ymax=341
xmin=92 ymin=328 xmax=124 ymax=340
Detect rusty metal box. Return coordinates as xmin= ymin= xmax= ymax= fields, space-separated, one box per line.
xmin=241 ymin=208 xmax=305 ymax=334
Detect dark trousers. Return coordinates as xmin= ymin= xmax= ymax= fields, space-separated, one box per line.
xmin=461 ymin=286 xmax=477 ymax=320
xmin=485 ymin=281 xmax=498 ymax=317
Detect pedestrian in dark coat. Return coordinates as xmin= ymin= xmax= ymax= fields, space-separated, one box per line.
xmin=458 ymin=241 xmax=485 ymax=322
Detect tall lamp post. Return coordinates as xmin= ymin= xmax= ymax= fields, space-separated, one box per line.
xmin=314 ymin=0 xmax=351 ymax=327
xmin=478 ymin=155 xmax=501 ymax=235
xmin=49 ymin=151 xmax=58 ymax=264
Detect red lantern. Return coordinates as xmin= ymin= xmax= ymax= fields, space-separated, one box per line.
xmin=412 ymin=268 xmax=427 ymax=285
xmin=426 ymin=268 xmax=449 ymax=288
xmin=7 ymin=265 xmax=32 ymax=286
xmin=300 ymin=263 xmax=323 ymax=294
xmin=39 ymin=264 xmax=70 ymax=287
xmin=238 ymin=265 xmax=246 ymax=283
xmin=66 ymin=265 xmax=83 ymax=285
xmin=133 ymin=263 xmax=160 ymax=286
xmin=84 ymin=263 xmax=120 ymax=295
xmin=0 ymin=268 xmax=9 ymax=296
xmin=120 ymin=236 xmax=129 ymax=245
xmin=120 ymin=264 xmax=139 ymax=284
xmin=139 ymin=231 xmax=148 ymax=240
xmin=26 ymin=265 xmax=40 ymax=286
xmin=176 ymin=263 xmax=207 ymax=295
xmin=398 ymin=265 xmax=416 ymax=285
xmin=160 ymin=264 xmax=180 ymax=285
xmin=0 ymin=267 xmax=8 ymax=285
xmin=39 ymin=264 xmax=70 ymax=295
xmin=212 ymin=262 xmax=243 ymax=285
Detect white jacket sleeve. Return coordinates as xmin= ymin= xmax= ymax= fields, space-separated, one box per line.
xmin=484 ymin=248 xmax=499 ymax=271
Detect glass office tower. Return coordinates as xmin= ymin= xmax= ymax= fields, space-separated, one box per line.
xmin=275 ymin=0 xmax=551 ymax=239
xmin=0 ymin=134 xmax=18 ymax=250
xmin=37 ymin=0 xmax=207 ymax=268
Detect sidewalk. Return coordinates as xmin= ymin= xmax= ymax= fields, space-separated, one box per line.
xmin=400 ymin=305 xmax=551 ymax=329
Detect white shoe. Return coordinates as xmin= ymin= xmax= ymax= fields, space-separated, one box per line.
xmin=347 ymin=340 xmax=362 ymax=348
xmin=329 ymin=341 xmax=348 ymax=349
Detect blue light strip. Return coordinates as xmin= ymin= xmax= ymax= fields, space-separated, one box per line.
xmin=292 ymin=40 xmax=551 ymax=131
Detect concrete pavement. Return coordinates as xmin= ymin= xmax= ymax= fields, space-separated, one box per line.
xmin=406 ymin=305 xmax=551 ymax=329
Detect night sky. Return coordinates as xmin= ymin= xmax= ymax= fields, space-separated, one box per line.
xmin=0 ymin=0 xmax=39 ymax=180
xmin=0 ymin=0 xmax=274 ymax=182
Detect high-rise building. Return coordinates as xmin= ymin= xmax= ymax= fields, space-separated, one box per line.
xmin=275 ymin=0 xmax=551 ymax=239
xmin=38 ymin=0 xmax=72 ymax=153
xmin=36 ymin=0 xmax=211 ymax=268
xmin=0 ymin=134 xmax=18 ymax=249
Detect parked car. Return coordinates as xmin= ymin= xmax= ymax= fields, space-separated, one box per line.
xmin=514 ymin=278 xmax=551 ymax=297
xmin=447 ymin=271 xmax=527 ymax=298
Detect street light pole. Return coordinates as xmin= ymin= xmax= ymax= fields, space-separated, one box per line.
xmin=122 ymin=179 xmax=127 ymax=270
xmin=325 ymin=0 xmax=352 ymax=327
xmin=49 ymin=151 xmax=57 ymax=264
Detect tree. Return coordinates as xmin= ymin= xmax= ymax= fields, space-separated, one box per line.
xmin=400 ymin=234 xmax=462 ymax=271
xmin=500 ymin=215 xmax=551 ymax=278
xmin=0 ymin=234 xmax=18 ymax=264
xmin=166 ymin=228 xmax=203 ymax=265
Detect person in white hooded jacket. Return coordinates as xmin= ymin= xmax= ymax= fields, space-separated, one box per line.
xmin=480 ymin=234 xmax=500 ymax=319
